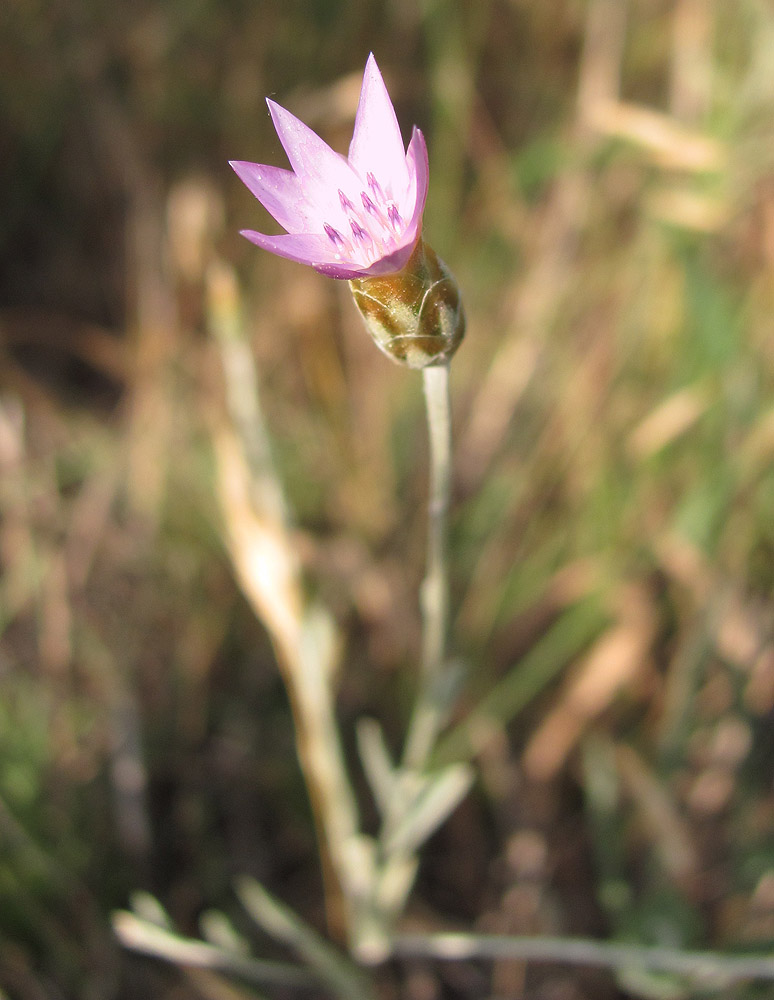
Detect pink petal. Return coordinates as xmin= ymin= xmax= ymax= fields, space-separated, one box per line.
xmin=348 ymin=54 xmax=409 ymax=199
xmin=240 ymin=230 xmax=368 ymax=279
xmin=229 ymin=160 xmax=325 ymax=233
xmin=267 ymin=100 xmax=360 ymax=208
xmin=404 ymin=127 xmax=430 ymax=237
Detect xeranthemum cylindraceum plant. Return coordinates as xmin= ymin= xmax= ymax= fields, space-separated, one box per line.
xmin=227 ymin=53 xmax=470 ymax=957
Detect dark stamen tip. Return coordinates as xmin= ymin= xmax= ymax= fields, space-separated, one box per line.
xmin=387 ymin=203 xmax=402 ymax=228
xmin=324 ymin=223 xmax=345 ymax=245
xmin=366 ymin=172 xmax=385 ymax=201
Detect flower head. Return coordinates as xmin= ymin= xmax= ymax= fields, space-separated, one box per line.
xmin=230 ymin=54 xmax=429 ymax=280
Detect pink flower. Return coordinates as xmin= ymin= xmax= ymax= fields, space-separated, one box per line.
xmin=230 ymin=55 xmax=429 ymax=280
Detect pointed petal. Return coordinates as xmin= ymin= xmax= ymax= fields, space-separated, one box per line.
xmin=229 ymin=160 xmax=325 ymax=233
xmin=404 ymin=127 xmax=430 ymax=236
xmin=239 ymin=229 xmax=366 ymax=279
xmin=267 ymin=99 xmax=360 ymax=204
xmin=348 ymin=54 xmax=409 ymax=198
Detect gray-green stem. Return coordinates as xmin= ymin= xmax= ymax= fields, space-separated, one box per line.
xmin=403 ymin=362 xmax=452 ymax=770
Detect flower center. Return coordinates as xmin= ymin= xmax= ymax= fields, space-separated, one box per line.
xmin=323 ymin=175 xmax=403 ymax=266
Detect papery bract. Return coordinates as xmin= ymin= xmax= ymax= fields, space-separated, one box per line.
xmin=349 ymin=238 xmax=464 ymax=369
xmin=230 ymin=54 xmax=429 ymax=280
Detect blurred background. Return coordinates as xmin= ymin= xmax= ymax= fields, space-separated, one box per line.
xmin=3 ymin=0 xmax=774 ymax=996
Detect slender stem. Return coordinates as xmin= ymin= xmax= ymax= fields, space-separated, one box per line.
xmin=403 ymin=363 xmax=452 ymax=770
xmin=392 ymin=932 xmax=774 ymax=985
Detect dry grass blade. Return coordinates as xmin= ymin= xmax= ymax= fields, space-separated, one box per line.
xmin=524 ymin=587 xmax=655 ymax=781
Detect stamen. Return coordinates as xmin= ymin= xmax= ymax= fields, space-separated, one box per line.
xmin=350 ymin=221 xmax=370 ymax=242
xmin=387 ymin=203 xmax=402 ymax=229
xmin=367 ymin=172 xmax=385 ymax=202
xmin=324 ymin=223 xmax=346 ymax=245
xmin=361 ymin=191 xmax=378 ymax=215
xmin=338 ymin=189 xmax=355 ymax=212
